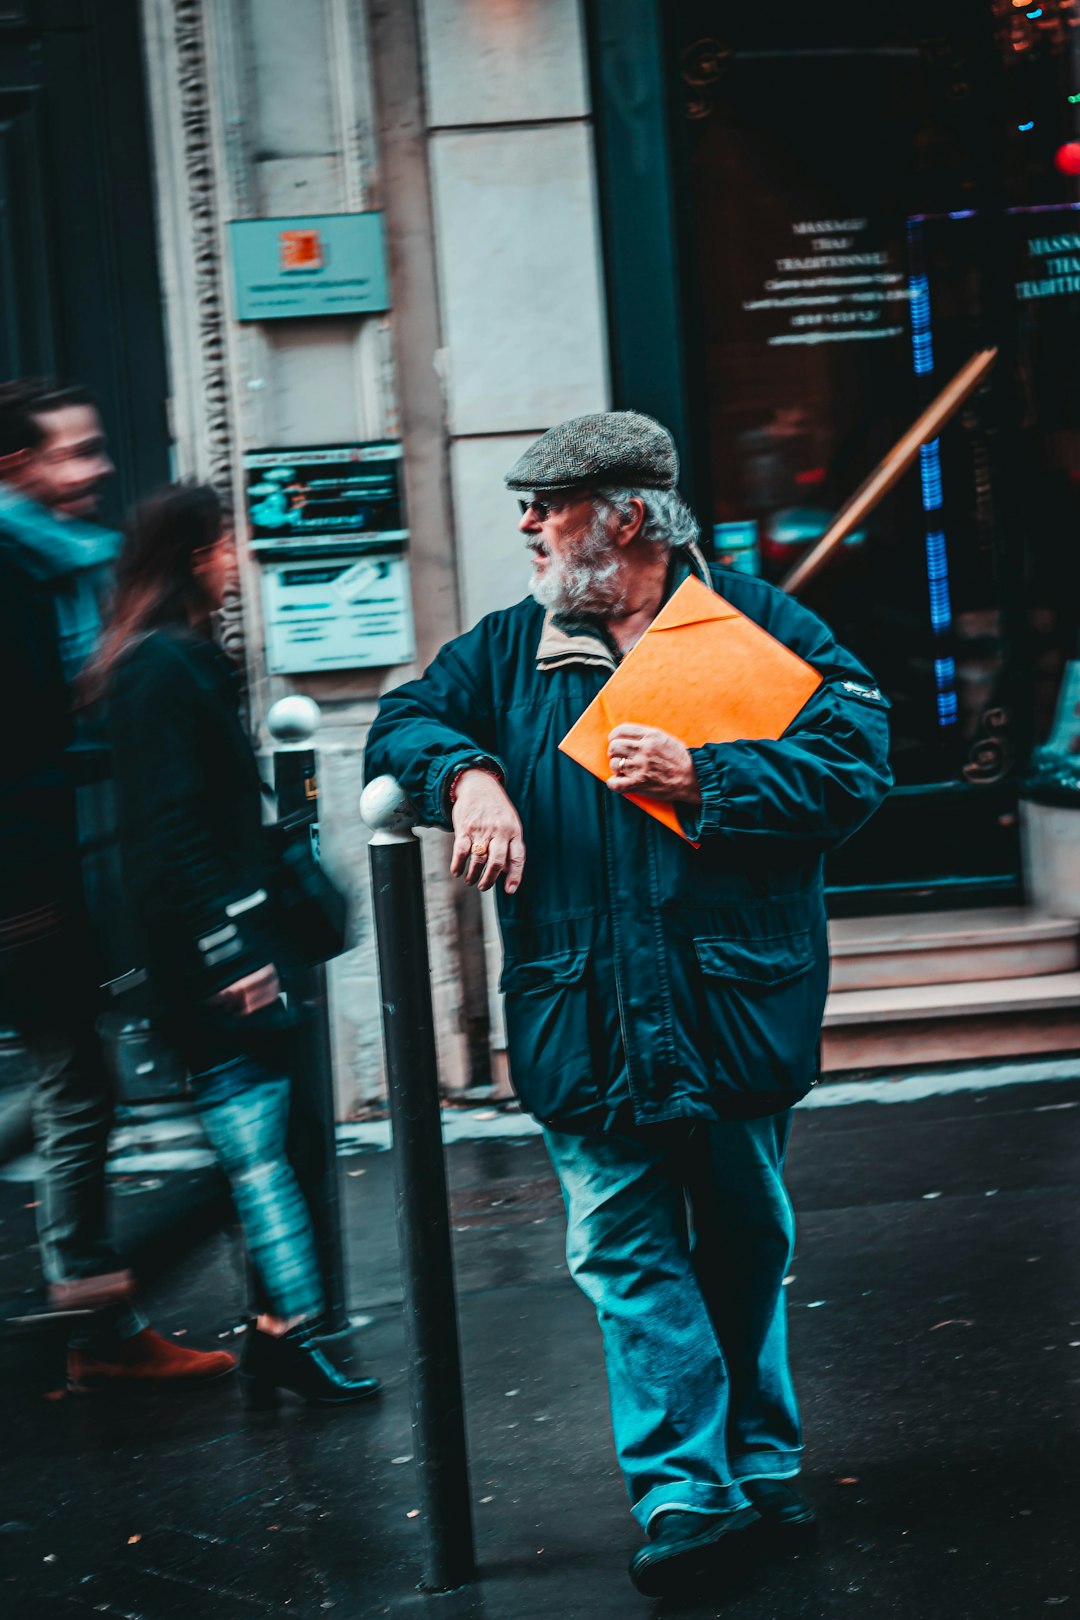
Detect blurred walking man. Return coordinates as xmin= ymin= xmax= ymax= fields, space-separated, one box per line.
xmin=0 ymin=380 xmax=235 ymax=1389
xmin=366 ymin=411 xmax=891 ymax=1596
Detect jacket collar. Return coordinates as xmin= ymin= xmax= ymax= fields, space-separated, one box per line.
xmin=535 ymin=538 xmax=713 ymax=672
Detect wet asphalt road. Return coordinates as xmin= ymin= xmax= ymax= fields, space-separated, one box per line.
xmin=0 ymin=1073 xmax=1077 ymax=1620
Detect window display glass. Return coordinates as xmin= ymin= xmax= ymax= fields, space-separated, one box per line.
xmin=673 ymin=0 xmax=1080 ymax=893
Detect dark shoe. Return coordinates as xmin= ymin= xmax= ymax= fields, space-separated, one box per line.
xmin=629 ymin=1507 xmax=761 ymax=1598
xmin=68 ymin=1327 xmax=237 ymax=1390
xmin=742 ymin=1478 xmax=817 ymax=1548
xmin=240 ymin=1323 xmax=381 ymax=1409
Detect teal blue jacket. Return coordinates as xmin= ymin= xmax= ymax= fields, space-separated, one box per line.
xmin=365 ymin=553 xmax=891 ymax=1128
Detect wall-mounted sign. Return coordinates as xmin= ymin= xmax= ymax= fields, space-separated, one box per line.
xmin=244 ymin=442 xmax=406 ymax=553
xmin=229 ymin=212 xmax=390 ymax=320
xmin=261 ymin=554 xmax=415 ymax=674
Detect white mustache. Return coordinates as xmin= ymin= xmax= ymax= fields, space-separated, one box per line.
xmin=527 ymin=516 xmax=626 ymax=616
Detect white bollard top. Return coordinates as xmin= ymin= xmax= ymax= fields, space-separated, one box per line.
xmin=267 ymin=695 xmax=322 ymax=746
xmin=360 ymin=775 xmax=418 ymax=843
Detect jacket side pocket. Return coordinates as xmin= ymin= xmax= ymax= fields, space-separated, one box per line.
xmin=499 ymin=947 xmax=594 ymax=1116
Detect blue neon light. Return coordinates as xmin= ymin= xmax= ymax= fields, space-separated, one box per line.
xmin=909 ymin=274 xmax=935 ymax=376
xmin=919 ymin=440 xmax=944 ymax=512
xmin=934 ymin=650 xmax=958 ymax=722
xmin=925 ymin=528 xmax=953 ymax=636
xmin=906 ymin=233 xmax=958 ymax=730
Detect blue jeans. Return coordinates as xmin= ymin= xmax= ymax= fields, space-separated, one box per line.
xmin=544 ymin=1114 xmax=801 ymax=1530
xmin=190 ymin=1055 xmax=324 ymax=1324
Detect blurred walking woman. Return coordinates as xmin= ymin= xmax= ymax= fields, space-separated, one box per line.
xmin=92 ymin=484 xmax=377 ymax=1409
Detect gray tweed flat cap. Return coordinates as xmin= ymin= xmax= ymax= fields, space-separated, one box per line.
xmin=504 ymin=410 xmax=679 ymax=492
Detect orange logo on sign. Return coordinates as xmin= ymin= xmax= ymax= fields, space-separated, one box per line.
xmin=279 ymin=229 xmax=324 ymax=272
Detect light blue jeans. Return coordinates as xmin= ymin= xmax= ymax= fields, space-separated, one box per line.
xmin=544 ymin=1114 xmax=801 ymax=1530
xmin=190 ymin=1055 xmax=324 ymax=1324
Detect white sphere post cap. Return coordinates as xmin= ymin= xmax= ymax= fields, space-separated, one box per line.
xmin=267 ymin=695 xmax=322 ymax=745
xmin=361 ymin=775 xmax=418 ymax=840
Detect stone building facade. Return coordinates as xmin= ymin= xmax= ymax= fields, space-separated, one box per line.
xmin=138 ymin=0 xmax=610 ymax=1113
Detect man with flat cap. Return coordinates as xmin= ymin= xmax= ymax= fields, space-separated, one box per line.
xmin=365 ymin=411 xmax=891 ymax=1596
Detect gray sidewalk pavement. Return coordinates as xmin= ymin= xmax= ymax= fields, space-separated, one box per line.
xmin=0 ymin=1065 xmax=1077 ymax=1619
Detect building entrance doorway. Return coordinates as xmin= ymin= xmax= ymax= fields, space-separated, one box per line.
xmin=0 ymin=0 xmax=170 ymax=525
xmin=592 ymin=0 xmax=1080 ymax=908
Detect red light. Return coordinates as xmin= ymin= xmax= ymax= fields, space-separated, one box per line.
xmin=1055 ymin=141 xmax=1080 ymax=175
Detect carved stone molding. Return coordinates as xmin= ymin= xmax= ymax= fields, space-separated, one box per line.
xmin=173 ymin=3 xmax=232 ymax=491
xmin=156 ymin=0 xmax=245 ymax=663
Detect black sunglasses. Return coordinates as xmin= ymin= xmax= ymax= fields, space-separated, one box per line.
xmin=518 ymin=493 xmax=576 ymax=519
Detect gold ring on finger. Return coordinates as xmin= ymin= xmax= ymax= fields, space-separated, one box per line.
xmin=471 ymin=841 xmax=489 ymax=857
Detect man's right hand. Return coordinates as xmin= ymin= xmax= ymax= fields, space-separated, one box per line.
xmin=212 ymin=963 xmax=281 ymax=1015
xmin=450 ymin=771 xmax=526 ymax=895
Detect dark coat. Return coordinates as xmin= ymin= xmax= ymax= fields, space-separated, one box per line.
xmin=108 ymin=628 xmax=293 ymax=1073
xmin=0 ymin=492 xmax=119 ymax=1033
xmin=365 ymin=554 xmax=892 ymax=1128
xmin=0 ymin=546 xmax=93 ymax=1033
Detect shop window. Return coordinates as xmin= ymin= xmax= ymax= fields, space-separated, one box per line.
xmin=672 ymin=1 xmax=1080 ymax=889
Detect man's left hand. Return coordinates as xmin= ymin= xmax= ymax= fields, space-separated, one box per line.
xmin=606 ymin=724 xmax=702 ymax=804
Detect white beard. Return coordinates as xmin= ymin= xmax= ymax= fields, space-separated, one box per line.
xmin=529 ymin=511 xmax=628 ymax=617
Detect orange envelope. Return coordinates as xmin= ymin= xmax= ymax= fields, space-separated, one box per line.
xmin=559 ymin=576 xmax=823 ymax=842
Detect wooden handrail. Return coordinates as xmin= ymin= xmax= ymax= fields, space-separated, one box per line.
xmin=779 ymin=346 xmax=999 ymax=596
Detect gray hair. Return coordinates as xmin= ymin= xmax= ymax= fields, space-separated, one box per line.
xmin=591 ymin=485 xmax=700 ymax=551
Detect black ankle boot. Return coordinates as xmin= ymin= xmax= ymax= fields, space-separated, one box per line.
xmin=240 ymin=1323 xmax=381 ymax=1409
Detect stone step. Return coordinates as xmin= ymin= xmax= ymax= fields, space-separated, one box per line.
xmin=828 ymin=906 xmax=1080 ymax=991
xmin=822 ymin=970 xmax=1080 ymax=1072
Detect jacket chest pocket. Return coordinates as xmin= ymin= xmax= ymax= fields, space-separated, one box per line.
xmin=498 ymin=947 xmax=595 ymax=1113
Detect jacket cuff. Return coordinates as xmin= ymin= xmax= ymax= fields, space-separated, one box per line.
xmin=428 ymin=751 xmax=506 ymax=827
xmin=680 ymin=746 xmax=727 ymax=840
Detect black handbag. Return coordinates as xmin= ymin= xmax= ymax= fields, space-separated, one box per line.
xmin=265 ymin=808 xmax=349 ymax=968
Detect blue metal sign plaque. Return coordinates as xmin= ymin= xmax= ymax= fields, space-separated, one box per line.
xmin=244 ymin=442 xmax=405 ymax=551
xmin=229 ymin=213 xmax=390 ymax=321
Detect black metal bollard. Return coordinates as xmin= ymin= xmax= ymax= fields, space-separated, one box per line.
xmin=267 ymin=698 xmax=348 ymax=1336
xmin=361 ymin=776 xmax=475 ymax=1593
